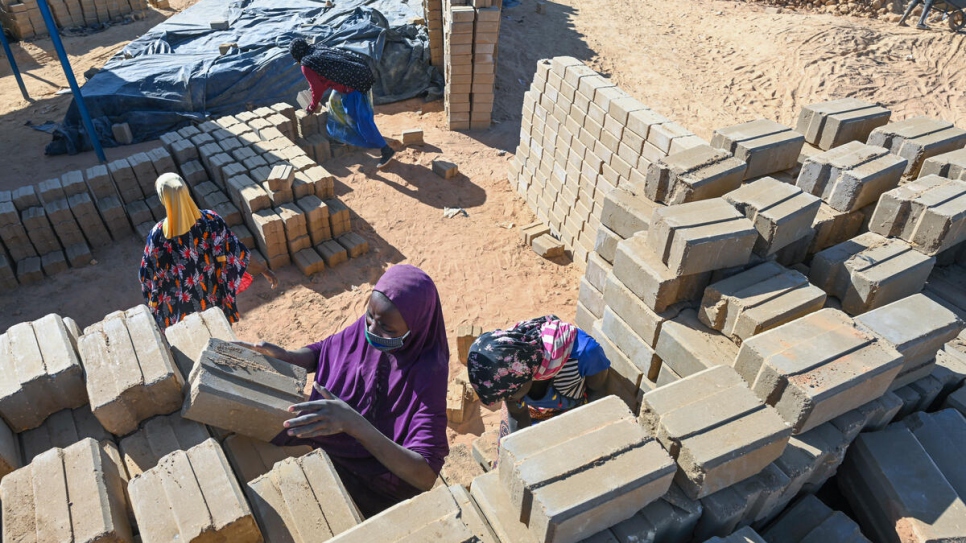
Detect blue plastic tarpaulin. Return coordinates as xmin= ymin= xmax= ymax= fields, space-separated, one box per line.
xmin=46 ymin=0 xmax=444 ymax=155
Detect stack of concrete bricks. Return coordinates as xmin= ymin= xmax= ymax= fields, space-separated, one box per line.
xmin=181 ymin=337 xmax=308 ymax=442
xmin=118 ymin=411 xmax=211 ymax=477
xmin=222 ymin=433 xmax=312 ymax=483
xmin=163 ymin=306 xmax=237 ymax=381
xmin=796 ymin=98 xmax=891 ymax=151
xmin=0 ymin=0 xmax=148 ymax=40
xmin=128 ymin=438 xmax=263 ymax=542
xmin=78 ymin=304 xmax=185 ymax=436
xmin=443 ymin=1 xmax=500 ymax=130
xmin=867 ymin=115 xmax=966 ymax=178
xmin=423 ymin=0 xmax=444 ymax=66
xmin=0 ymin=438 xmax=133 ymax=541
xmin=246 ymin=449 xmax=363 ymax=541
xmin=761 ymin=494 xmax=870 ymax=543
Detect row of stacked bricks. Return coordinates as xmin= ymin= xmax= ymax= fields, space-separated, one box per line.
xmin=0 ymin=303 xmax=373 ymax=542
xmin=520 ymin=56 xmax=966 ymax=540
xmin=423 ymin=0 xmax=444 ymax=67
xmin=443 ymin=0 xmax=500 ymax=130
xmin=0 ymin=146 xmax=168 ymax=290
xmin=158 ymin=102 xmax=368 ymax=277
xmin=0 ymin=0 xmax=148 ymax=41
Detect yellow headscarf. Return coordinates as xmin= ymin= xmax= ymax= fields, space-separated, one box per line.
xmin=156 ymin=173 xmax=202 ymax=239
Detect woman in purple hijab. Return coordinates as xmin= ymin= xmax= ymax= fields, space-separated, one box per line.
xmin=237 ymin=265 xmax=449 ymax=516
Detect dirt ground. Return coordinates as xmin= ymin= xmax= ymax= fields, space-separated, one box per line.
xmin=2 ymin=0 xmax=966 ymax=450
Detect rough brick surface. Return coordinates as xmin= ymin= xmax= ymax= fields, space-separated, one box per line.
xmin=797 ymin=98 xmax=891 ymax=151
xmin=440 ymin=443 xmax=485 ymax=489
xmin=762 ymin=494 xmax=870 ymax=543
xmin=182 ymin=338 xmax=307 ymax=442
xmin=920 ymin=147 xmax=966 ymax=181
xmin=164 ymin=307 xmax=238 ymax=381
xmin=647 ymin=199 xmax=758 ymax=276
xmin=698 ymin=262 xmax=826 ymax=344
xmin=1 ymin=438 xmax=133 ymax=543
xmin=724 ymin=177 xmax=821 ymax=256
xmin=613 ymin=232 xmax=711 ymax=313
xmin=247 ymin=448 xmax=362 ymax=542
xmin=797 ymin=141 xmax=906 ymax=213
xmin=867 ymin=115 xmax=966 ymax=177
xmin=655 ymin=309 xmax=739 ymax=379
xmin=710 ymin=119 xmax=804 ymax=180
xmin=645 ymin=144 xmax=746 ymax=205
xmin=128 ymin=438 xmax=262 ymax=542
xmin=499 ymin=396 xmax=676 ymax=543
xmin=0 ymin=415 xmax=20 ymax=479
xmin=639 ymin=366 xmax=791 ymax=499
xmin=868 ymin=175 xmax=966 ymax=256
xmin=0 ymin=313 xmax=88 ymax=432
xmin=223 ymin=433 xmax=312 ymax=484
xmin=79 ymin=305 xmax=184 ymax=436
xmin=19 ymin=405 xmax=111 ymax=465
xmin=809 ymin=232 xmax=935 ymax=315
xmin=735 ymin=308 xmax=904 ymax=434
xmin=119 ymin=412 xmax=211 ymax=477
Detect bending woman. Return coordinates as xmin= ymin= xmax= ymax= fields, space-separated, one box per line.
xmin=237 ymin=265 xmax=449 ymax=516
xmin=467 ymin=316 xmax=610 ymax=443
xmin=290 ymin=38 xmax=396 ymax=169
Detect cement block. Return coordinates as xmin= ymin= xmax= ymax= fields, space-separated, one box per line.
xmin=223 ymin=433 xmax=312 ymax=484
xmin=809 ymin=232 xmax=935 ymax=315
xmin=472 ymin=429 xmax=499 ymax=472
xmin=724 ymin=177 xmax=821 ymax=256
xmin=471 ymin=471 xmax=539 ymax=543
xmin=797 ymin=98 xmax=891 ymax=150
xmin=0 ymin=314 xmax=88 ymax=432
xmin=856 ymin=293 xmax=962 ymax=389
xmin=602 ymin=270 xmax=679 ymax=348
xmin=699 ymin=261 xmax=826 ymax=344
xmin=440 ymin=443 xmax=485 ymax=489
xmin=79 ymin=306 xmax=184 ymax=436
xmin=533 ymin=233 xmax=565 ymax=258
xmin=0 ymin=415 xmax=19 ymax=479
xmin=456 ymin=324 xmax=483 ymax=365
xmin=432 ymin=159 xmax=459 ymax=179
xmin=645 ymin=144 xmax=746 ymax=204
xmin=762 ymin=494 xmax=869 ymax=543
xmin=839 ymin=426 xmax=966 ymax=543
xmin=595 ymin=225 xmax=622 ymax=264
xmin=18 ymin=404 xmax=111 ymax=465
xmin=118 ymin=411 xmax=210 ymax=478
xmin=601 ymin=306 xmax=659 ymax=380
xmin=796 ymin=141 xmax=906 ymax=212
xmin=638 ymin=366 xmax=791 ymax=499
xmin=128 ymin=438 xmax=262 ymax=542
xmin=600 ymin=184 xmax=661 ymax=239
xmin=499 ymin=397 xmax=675 ymax=543
xmin=901 ymin=409 xmax=966 ymax=498
xmin=920 ymin=147 xmax=966 ymax=181
xmin=710 ymin=119 xmax=804 ymax=180
xmin=647 ymin=198 xmax=758 ymax=276
xmin=317 ymin=240 xmax=348 ymax=268
xmin=247 ymin=448 xmax=362 ymax=541
xmin=868 ymin=175 xmax=966 ymax=256
xmin=613 ymin=232 xmax=711 ymax=313
xmin=655 ymin=309 xmax=739 ymax=379
xmin=181 ymin=338 xmax=307 ymax=442
xmin=945 ymin=385 xmax=966 ymax=416
xmin=867 ymin=115 xmax=966 ymax=177
xmin=0 ymin=438 xmax=132 ymax=543
xmin=735 ymin=308 xmax=904 ymax=434
xmin=808 ymin=202 xmax=867 ymax=257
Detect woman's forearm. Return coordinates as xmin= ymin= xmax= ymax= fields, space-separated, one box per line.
xmin=349 ymin=418 xmax=438 ymax=491
xmin=282 ymin=347 xmax=318 ymax=371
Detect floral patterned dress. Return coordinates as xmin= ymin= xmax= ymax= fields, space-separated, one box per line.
xmin=138 ymin=210 xmax=249 ymax=329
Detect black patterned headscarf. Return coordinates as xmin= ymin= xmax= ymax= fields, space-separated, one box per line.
xmin=289 ymin=38 xmax=374 ymax=93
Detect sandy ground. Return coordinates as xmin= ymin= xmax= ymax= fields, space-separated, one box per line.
xmin=2 ymin=0 xmax=966 ymax=452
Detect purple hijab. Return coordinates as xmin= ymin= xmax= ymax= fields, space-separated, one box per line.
xmin=274 ymin=265 xmax=449 ymax=512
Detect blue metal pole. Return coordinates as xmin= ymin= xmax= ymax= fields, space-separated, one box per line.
xmin=0 ymin=26 xmax=29 ymax=100
xmin=35 ymin=0 xmax=107 ymax=162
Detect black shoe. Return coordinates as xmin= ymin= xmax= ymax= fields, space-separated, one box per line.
xmin=917 ymin=23 xmax=930 ymax=29
xmin=377 ymin=146 xmax=395 ymax=169
xmin=898 ymin=20 xmax=908 ymax=26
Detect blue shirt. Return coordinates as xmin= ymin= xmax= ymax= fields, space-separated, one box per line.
xmin=523 ymin=329 xmax=611 ymax=411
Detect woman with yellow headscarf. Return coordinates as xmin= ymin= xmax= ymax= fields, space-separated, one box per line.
xmin=139 ymin=173 xmax=270 ymax=329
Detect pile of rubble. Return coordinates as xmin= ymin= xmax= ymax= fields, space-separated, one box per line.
xmin=747 ymin=0 xmax=899 ymax=18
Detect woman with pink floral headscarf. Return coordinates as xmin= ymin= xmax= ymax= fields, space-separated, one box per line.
xmin=466 ymin=315 xmax=610 ymax=442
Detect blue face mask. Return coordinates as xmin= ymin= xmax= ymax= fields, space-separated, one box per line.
xmin=366 ymin=329 xmax=410 ymax=352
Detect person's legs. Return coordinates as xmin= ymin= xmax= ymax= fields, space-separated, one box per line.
xmin=345 ymin=91 xmax=395 ymax=168
xmin=916 ymin=0 xmax=936 ymax=28
xmin=898 ymin=0 xmax=923 ymax=25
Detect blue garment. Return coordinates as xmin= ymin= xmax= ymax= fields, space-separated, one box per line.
xmin=326 ymin=90 xmax=388 ymax=149
xmin=522 ymin=329 xmax=610 ymax=411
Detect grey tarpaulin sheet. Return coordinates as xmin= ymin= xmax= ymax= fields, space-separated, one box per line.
xmin=46 ymin=0 xmax=444 ymax=155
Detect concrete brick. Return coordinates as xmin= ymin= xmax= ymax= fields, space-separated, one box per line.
xmin=809 ymin=232 xmax=935 ymax=315
xmin=12 ymin=184 xmax=41 ymax=211
xmin=945 ymin=385 xmax=966 ymax=416
xmin=119 ymin=411 xmax=210 ymax=477
xmin=613 ymin=232 xmax=711 ymax=313
xmin=470 ymin=470 xmax=539 ymax=543
xmin=0 ymin=314 xmax=88 ymax=432
xmin=901 ymin=409 xmax=966 ymax=499
xmin=456 ymin=324 xmax=483 ymax=365
xmin=126 ymin=152 xmax=159 ymax=195
xmin=521 ymin=220 xmax=551 ymax=246
xmin=1 ymin=438 xmax=132 ymax=543
xmin=440 ymin=442 xmax=485 ymax=489
xmin=808 ymin=202 xmax=867 ymax=256
xmin=600 ymin=184 xmax=661 ymax=239
xmin=499 ymin=397 xmax=675 ymax=543
xmin=797 ymin=141 xmax=905 ymax=212
xmin=41 ymin=250 xmax=69 ymax=276
xmin=337 ymin=231 xmax=369 ymax=258
xmin=920 ymin=147 xmax=966 ymax=181
xmin=433 ymin=159 xmax=459 ymax=179
xmin=856 ymin=294 xmax=962 ymax=389
xmin=18 ymin=404 xmax=111 ymax=465
xmin=869 ymin=175 xmax=966 ymax=256
xmin=655 ymin=309 xmax=739 ymax=380
xmin=293 ymin=248 xmax=325 ymax=276
xmin=182 ymin=338 xmax=307 ymax=441
xmin=711 ymin=119 xmax=804 ymax=180
xmin=735 ymin=308 xmax=904 ymax=434
xmin=699 ymin=262 xmax=826 ymax=344
xmin=37 ymin=176 xmax=67 ymax=204
xmin=796 ymin=98 xmax=891 ymax=150
xmin=867 ymin=115 xmax=966 ymax=177
xmin=647 ymin=199 xmax=758 ymax=276
xmin=533 ymin=233 xmax=565 ymax=258
xmin=128 ymin=438 xmax=261 ymax=542
xmin=317 ymin=240 xmax=348 ymax=268
xmin=839 ymin=426 xmax=966 ymax=543
xmin=645 ymin=145 xmax=746 ymax=205
xmin=472 ymin=429 xmax=499 ymax=472
xmin=325 ymin=484 xmax=497 ymax=543
xmin=601 ymin=306 xmax=659 ymax=381
xmin=724 ymin=177 xmax=821 ymax=256
xmin=16 ymin=255 xmax=44 ymax=284
xmin=79 ymin=306 xmax=184 ymax=436
xmin=0 ymin=415 xmax=20 ymax=479
xmin=65 ymin=242 xmax=93 ymax=268
xmin=247 ymin=448 xmax=362 ymax=541
xmin=223 ymin=433 xmax=312 ymax=483
xmin=639 ymin=365 xmax=791 ymax=499
xmin=85 ymin=164 xmax=117 ymax=200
